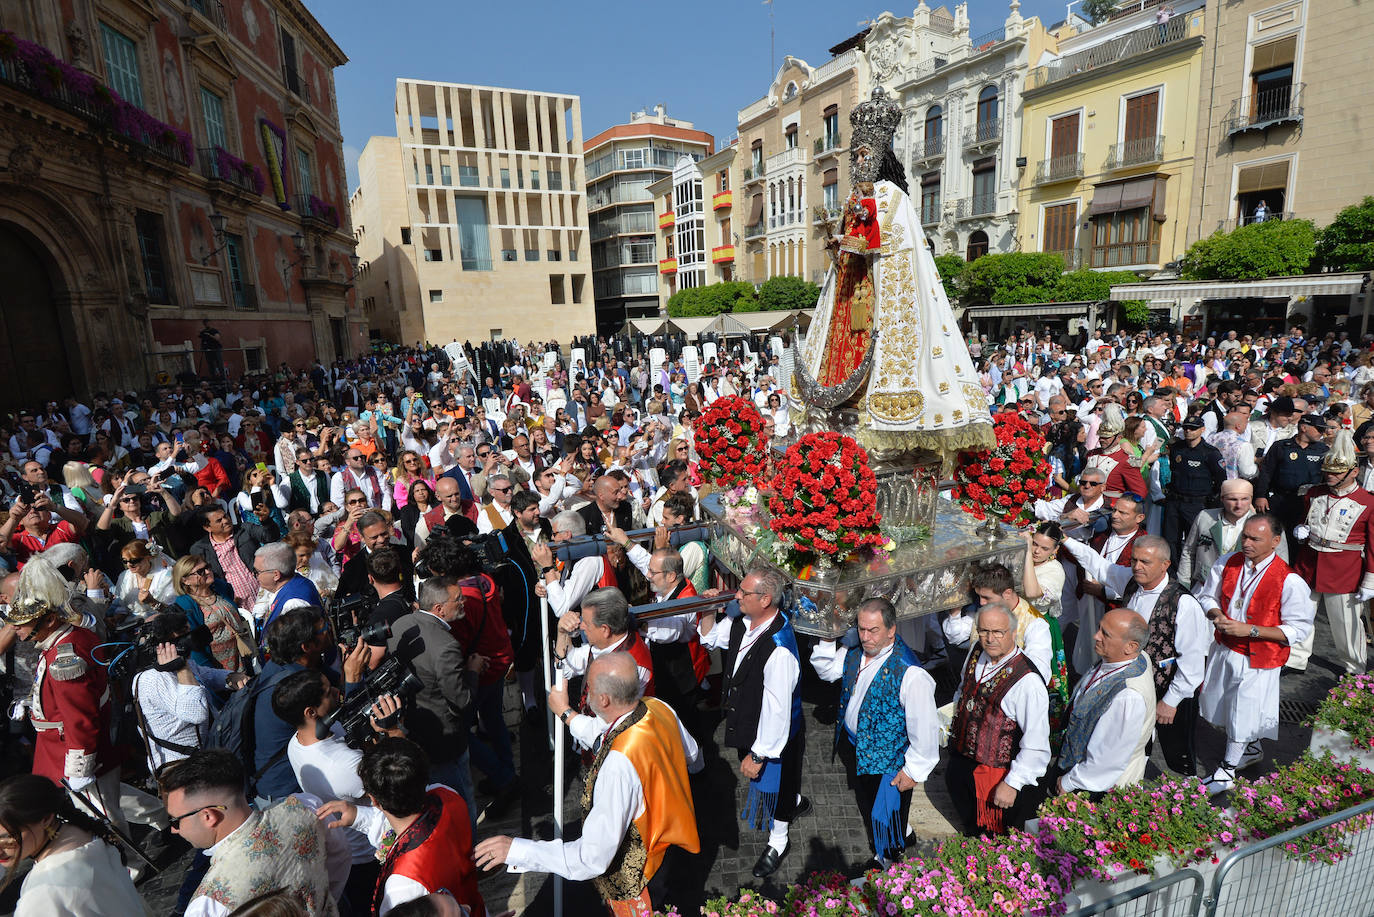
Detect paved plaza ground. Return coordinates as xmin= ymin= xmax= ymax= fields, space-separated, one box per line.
xmin=53 ymin=609 xmax=1348 ymax=917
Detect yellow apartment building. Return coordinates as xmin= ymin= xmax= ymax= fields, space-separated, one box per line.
xmin=1016 ymin=0 xmax=1207 ymax=273
xmin=350 ymin=79 xmax=594 ymax=346
xmin=1187 ymin=0 xmax=1374 ymax=239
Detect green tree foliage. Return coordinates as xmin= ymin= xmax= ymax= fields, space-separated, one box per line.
xmin=959 ymin=252 xmax=1067 ymax=305
xmin=1315 ymin=197 xmax=1374 ymax=272
xmin=1081 ymin=0 xmax=1119 ymax=24
xmin=1119 ymin=300 xmax=1153 ymax=328
xmin=757 ymin=275 xmax=821 ymax=311
xmin=1178 ymin=219 xmax=1317 ymax=281
xmin=933 ymin=253 xmax=966 ymax=303
xmin=665 ymin=281 xmax=757 ymax=317
xmin=1054 ymin=268 xmax=1142 ymax=302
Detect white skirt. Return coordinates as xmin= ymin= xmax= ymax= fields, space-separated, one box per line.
xmin=1198 ymin=644 xmax=1282 ymax=743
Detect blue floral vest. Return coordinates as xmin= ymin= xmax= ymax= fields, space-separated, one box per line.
xmin=835 ymin=637 xmax=918 ymax=775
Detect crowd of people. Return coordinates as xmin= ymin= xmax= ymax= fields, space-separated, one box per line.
xmin=0 ymin=321 xmax=1365 ymax=915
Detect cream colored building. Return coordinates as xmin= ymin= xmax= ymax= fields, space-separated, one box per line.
xmin=1016 ymin=1 xmax=1207 ymax=271
xmin=869 ymin=2 xmax=1060 ymax=261
xmin=648 ymin=146 xmax=739 ymax=311
xmin=1187 ymin=0 xmax=1374 ymax=241
xmin=735 ymin=40 xmax=869 ymax=286
xmin=584 ymin=107 xmax=713 ymax=332
xmin=350 ymin=79 xmax=593 ymax=346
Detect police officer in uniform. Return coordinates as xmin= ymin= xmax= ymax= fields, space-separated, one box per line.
xmin=1163 ymin=416 xmax=1226 ymax=570
xmin=1254 ymin=413 xmax=1329 ymax=538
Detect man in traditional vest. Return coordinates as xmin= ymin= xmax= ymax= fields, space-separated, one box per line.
xmin=1061 ymin=534 xmax=1209 ymax=776
xmin=534 ymin=510 xmax=620 ymax=617
xmin=414 ymin=477 xmax=479 ymax=550
xmin=330 ymin=447 xmax=390 ymax=510
xmin=475 ymin=473 xmax=516 ymax=534
xmin=1073 ymin=493 xmax=1146 ymax=674
xmin=288 ymin=450 xmax=332 ymax=514
xmin=943 ymin=603 xmax=1050 ymax=835
xmin=252 ymin=541 xmax=324 ymax=638
xmin=1054 ymin=608 xmax=1156 ymax=796
xmin=167 ymin=749 xmax=337 ymax=916
xmin=1197 ymin=513 xmax=1314 ymax=794
xmin=1178 ymin=479 xmax=1290 ymax=590
xmin=554 ymin=586 xmax=656 ymax=755
xmin=1289 ymin=430 xmax=1374 ymax=674
xmin=1033 ymin=466 xmax=1110 ymax=541
xmin=811 ymin=598 xmax=939 ymax=867
xmin=616 ymin=534 xmax=710 ymax=738
xmin=319 ymin=737 xmax=486 ymax=917
xmin=945 ymin=564 xmax=1056 ymax=687
xmin=477 ymin=652 xmax=701 ymax=917
xmin=698 ymin=566 xmax=810 ymax=878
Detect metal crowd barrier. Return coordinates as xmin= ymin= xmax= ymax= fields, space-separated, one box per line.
xmin=1062 ymin=796 xmax=1374 ymax=917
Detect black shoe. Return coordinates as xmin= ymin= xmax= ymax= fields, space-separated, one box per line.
xmin=753 ymin=842 xmax=789 ymax=878
xmin=855 ymin=857 xmax=885 ymax=878
xmin=791 ymin=795 xmax=813 ymax=821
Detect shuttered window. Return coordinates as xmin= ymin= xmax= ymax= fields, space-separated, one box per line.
xmin=100 ymin=24 xmax=143 ymax=109
xmin=201 ymin=87 xmax=226 ymax=149
xmin=1043 ymin=203 xmax=1078 ymax=254
xmin=1050 ymin=113 xmax=1080 ymax=158
xmin=1124 ymin=91 xmax=1159 ymax=143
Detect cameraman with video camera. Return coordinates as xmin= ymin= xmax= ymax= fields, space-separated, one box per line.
xmin=131 ymin=610 xmax=213 ymax=774
xmin=386 ymin=576 xmax=485 ymax=829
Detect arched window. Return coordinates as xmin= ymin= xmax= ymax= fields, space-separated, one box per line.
xmin=966 ymin=230 xmax=989 ymax=261
xmin=977 ymin=86 xmax=999 ymax=125
xmin=924 ymin=105 xmax=944 ymax=156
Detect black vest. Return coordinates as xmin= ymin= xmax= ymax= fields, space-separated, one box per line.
xmin=720 ymin=613 xmax=785 ymax=752
xmin=1122 ymin=578 xmax=1190 ymax=694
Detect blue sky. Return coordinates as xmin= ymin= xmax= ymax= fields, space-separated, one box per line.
xmin=310 ymin=0 xmax=1077 ymax=192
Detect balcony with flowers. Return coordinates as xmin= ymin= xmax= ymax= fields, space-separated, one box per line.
xmin=711 ymin=245 xmax=734 ymax=263
xmin=0 ymin=30 xmax=194 ymax=167
xmin=659 ymin=258 xmax=677 ymax=274
xmin=712 ymin=190 xmax=732 ymax=210
xmin=658 ymin=211 xmax=675 ymax=229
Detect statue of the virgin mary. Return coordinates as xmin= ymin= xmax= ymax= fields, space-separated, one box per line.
xmin=795 ymin=87 xmax=994 ymax=462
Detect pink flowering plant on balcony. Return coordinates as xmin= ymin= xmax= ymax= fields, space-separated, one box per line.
xmin=1310 ymin=673 xmax=1374 ymax=749
xmin=1037 ymin=776 xmax=1232 ymax=881
xmin=1231 ymin=752 xmax=1374 ymax=864
xmin=869 ymin=830 xmax=1073 ymax=916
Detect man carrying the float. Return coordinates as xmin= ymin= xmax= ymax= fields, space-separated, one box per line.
xmin=943 ymin=603 xmax=1050 ymax=836
xmin=811 ymin=597 xmax=939 ymax=869
xmin=1197 ymin=513 xmax=1314 ymax=794
xmin=1060 ymin=534 xmax=1210 ymax=776
xmin=698 ymin=566 xmax=809 ymax=878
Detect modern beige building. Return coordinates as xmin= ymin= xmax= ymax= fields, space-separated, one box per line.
xmin=735 ymin=39 xmax=869 ymax=286
xmin=1016 ymin=1 xmax=1207 ymax=272
xmin=1187 ymin=0 xmax=1374 ymax=241
xmin=648 ymin=145 xmax=738 ymax=311
xmin=350 ymin=79 xmax=593 ymax=346
xmin=584 ymin=107 xmax=713 ymax=332
xmin=869 ymin=2 xmax=1060 ymax=261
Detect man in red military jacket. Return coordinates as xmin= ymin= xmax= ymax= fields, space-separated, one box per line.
xmin=1290 ymin=431 xmax=1374 ymax=674
xmin=1087 ymin=404 xmax=1149 ymax=500
xmin=4 ymin=590 xmax=123 ymax=826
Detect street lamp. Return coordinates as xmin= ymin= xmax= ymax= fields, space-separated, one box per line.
xmin=200 ymin=211 xmax=231 ymax=265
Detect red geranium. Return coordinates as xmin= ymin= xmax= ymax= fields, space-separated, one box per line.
xmin=694 ymin=395 xmax=769 ymax=488
xmin=766 ymin=432 xmax=885 ymax=563
xmin=951 ymin=412 xmax=1051 ymax=526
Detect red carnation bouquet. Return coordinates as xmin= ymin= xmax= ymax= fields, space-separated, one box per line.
xmin=694 ymin=395 xmax=769 ymax=489
xmin=767 ymin=432 xmax=886 ymax=564
xmin=952 ymin=411 xmax=1051 ymax=526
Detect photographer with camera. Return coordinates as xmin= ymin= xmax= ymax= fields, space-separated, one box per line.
xmin=131 ymin=610 xmax=213 ymax=774
xmin=386 ymin=576 xmax=485 ymax=828
xmin=253 ymin=608 xmax=370 ymax=805
xmin=0 ymin=486 xmax=88 ymax=569
xmin=276 ymin=669 xmax=405 ymax=915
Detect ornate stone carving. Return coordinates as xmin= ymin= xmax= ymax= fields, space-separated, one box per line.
xmin=869 ymin=37 xmax=900 ymax=82
xmin=162 ymin=50 xmax=186 ymax=124
xmin=66 ymin=22 xmax=92 ymax=71
xmin=7 ymin=143 xmax=41 ymax=180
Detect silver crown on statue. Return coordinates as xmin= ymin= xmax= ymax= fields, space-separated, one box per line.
xmin=849 ymin=87 xmax=902 ymax=160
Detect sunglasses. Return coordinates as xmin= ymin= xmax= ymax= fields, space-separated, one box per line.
xmin=168 ymin=803 xmax=227 ymax=830
xmin=187 ymin=567 xmax=212 ymax=577
xmin=490 ymin=486 xmax=512 ymax=494
xmin=123 ymin=557 xmax=147 ymax=567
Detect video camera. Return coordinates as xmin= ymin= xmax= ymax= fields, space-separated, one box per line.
xmin=414 ymin=526 xmax=502 ymax=580
xmin=316 ymin=654 xmax=423 ymax=749
xmin=330 ymin=593 xmax=390 ymax=648
xmin=105 ymin=616 xmax=209 ymax=682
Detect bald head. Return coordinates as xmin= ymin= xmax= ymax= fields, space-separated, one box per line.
xmin=586 ymin=651 xmax=642 ymax=718
xmin=594 ymin=475 xmax=620 ymax=509
xmin=1095 ymin=608 xmax=1148 ymax=664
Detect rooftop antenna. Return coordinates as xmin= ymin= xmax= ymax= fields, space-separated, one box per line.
xmin=763 ymin=0 xmax=775 ymax=77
